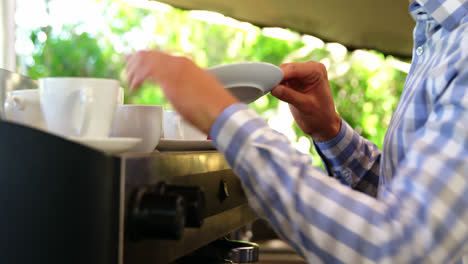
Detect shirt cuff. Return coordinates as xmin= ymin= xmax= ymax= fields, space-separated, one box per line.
xmin=209 ymin=103 xmax=269 ymax=166
xmin=314 ymin=119 xmax=357 ymax=165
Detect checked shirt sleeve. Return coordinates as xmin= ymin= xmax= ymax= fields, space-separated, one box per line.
xmin=314 ymin=119 xmax=382 ymax=196
xmin=210 ymin=103 xmax=468 ymax=264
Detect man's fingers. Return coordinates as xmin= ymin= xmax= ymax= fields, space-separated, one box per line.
xmin=126 ymin=64 xmax=138 ymax=89
xmin=125 ymin=53 xmax=141 ymax=73
xmin=130 ymin=78 xmax=144 ymax=91
xmin=271 ymin=84 xmax=308 ymax=109
xmin=125 ymin=49 xmax=181 ymax=91
xmin=126 ymin=52 xmax=151 ymax=90
xmin=129 ymin=71 xmax=145 ymax=91
xmin=280 ymin=61 xmax=325 ymax=82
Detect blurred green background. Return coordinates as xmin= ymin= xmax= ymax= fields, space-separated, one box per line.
xmin=15 ymin=0 xmax=409 ymax=168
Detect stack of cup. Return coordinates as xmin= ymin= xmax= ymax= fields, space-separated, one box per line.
xmin=3 ymin=77 xmax=160 ymax=154
xmin=4 ymin=77 xmax=124 ymax=136
xmin=3 ymin=76 xmax=181 ymax=154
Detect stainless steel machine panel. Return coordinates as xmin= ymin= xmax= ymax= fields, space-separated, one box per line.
xmin=122 ymin=151 xmax=257 ymax=264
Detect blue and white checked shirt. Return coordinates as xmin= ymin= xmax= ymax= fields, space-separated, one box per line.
xmin=210 ymin=0 xmax=468 ymax=263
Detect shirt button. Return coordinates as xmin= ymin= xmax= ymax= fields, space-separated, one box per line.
xmin=416 ymin=46 xmax=424 ymax=56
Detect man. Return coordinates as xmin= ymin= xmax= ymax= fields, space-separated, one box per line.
xmin=126 ymin=0 xmax=468 ymax=262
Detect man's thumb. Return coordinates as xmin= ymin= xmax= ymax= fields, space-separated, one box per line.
xmin=271 ymin=85 xmax=306 ymax=108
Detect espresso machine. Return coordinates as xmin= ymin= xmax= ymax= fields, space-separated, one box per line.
xmin=0 ymin=69 xmax=258 ymax=264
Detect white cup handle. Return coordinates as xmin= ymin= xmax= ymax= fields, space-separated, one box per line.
xmin=174 ymin=114 xmax=184 ymax=139
xmin=4 ymin=96 xmax=14 ymax=120
xmin=4 ymin=95 xmax=26 ymax=120
xmin=117 ymin=87 xmax=124 ymax=105
xmin=12 ymin=96 xmax=25 ymax=111
xmin=160 ymin=117 xmax=165 ymax=138
xmin=75 ymin=88 xmax=93 ymax=136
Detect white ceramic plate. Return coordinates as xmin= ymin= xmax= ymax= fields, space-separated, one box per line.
xmin=68 ymin=137 xmax=142 ymax=154
xmin=207 ymin=62 xmax=283 ymax=104
xmin=157 ymin=139 xmax=215 ymax=151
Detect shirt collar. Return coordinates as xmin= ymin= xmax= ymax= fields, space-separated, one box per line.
xmin=412 ymin=0 xmax=468 ymax=31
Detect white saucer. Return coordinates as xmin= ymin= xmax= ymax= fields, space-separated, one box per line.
xmin=157 ymin=139 xmax=215 ymax=151
xmin=207 ymin=62 xmax=283 ymax=104
xmin=68 ymin=137 xmax=142 ymax=154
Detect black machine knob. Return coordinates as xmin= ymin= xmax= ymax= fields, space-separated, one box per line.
xmin=164 ymin=185 xmax=206 ymax=228
xmin=128 ymin=185 xmax=185 ymax=241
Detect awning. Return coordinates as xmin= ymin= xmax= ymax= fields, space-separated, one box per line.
xmin=153 ymin=0 xmax=415 ymax=58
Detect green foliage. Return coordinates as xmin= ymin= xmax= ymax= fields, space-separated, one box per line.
xmin=108 ymin=5 xmax=152 ymax=35
xmin=243 ymin=35 xmax=304 ymax=65
xmin=27 ymin=26 xmax=123 ymax=81
xmin=18 ymin=0 xmax=407 ymax=163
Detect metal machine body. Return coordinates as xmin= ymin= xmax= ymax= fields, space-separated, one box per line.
xmin=0 ymin=121 xmax=256 ymax=264
xmin=122 ymin=151 xmax=257 ymax=263
xmin=0 ymin=121 xmax=121 ymax=264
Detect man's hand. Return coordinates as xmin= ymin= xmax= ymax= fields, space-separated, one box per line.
xmin=126 ymin=50 xmax=239 ymax=134
xmin=271 ymin=61 xmax=341 ymax=142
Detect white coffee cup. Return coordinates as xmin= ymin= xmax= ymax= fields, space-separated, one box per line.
xmin=39 ymin=77 xmax=120 ymax=138
xmin=163 ymin=110 xmax=206 ymax=140
xmin=4 ymin=89 xmax=47 ymax=131
xmin=117 ymin=87 xmax=124 ymax=105
xmin=110 ymin=105 xmax=163 ymax=153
